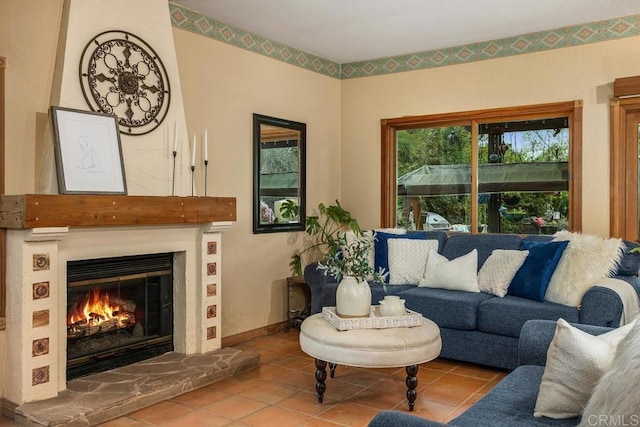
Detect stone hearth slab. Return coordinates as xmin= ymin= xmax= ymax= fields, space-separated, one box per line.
xmin=14 ymin=347 xmax=260 ymax=427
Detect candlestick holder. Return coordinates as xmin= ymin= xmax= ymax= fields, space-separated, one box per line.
xmin=171 ymin=150 xmax=177 ymax=196
xmin=191 ymin=165 xmax=195 ymax=196
xmin=204 ymin=160 xmax=209 ymax=197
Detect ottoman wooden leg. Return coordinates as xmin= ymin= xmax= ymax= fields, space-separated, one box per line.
xmin=405 ymin=364 xmax=419 ymax=411
xmin=329 ymin=362 xmax=337 ymax=378
xmin=315 ymin=359 xmax=327 ymax=403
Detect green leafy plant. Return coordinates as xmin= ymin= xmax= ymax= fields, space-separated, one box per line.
xmin=281 ymin=200 xmax=360 ymax=276
xmin=278 ymin=199 xmax=299 ymax=222
xmin=316 ymin=233 xmax=388 ymax=286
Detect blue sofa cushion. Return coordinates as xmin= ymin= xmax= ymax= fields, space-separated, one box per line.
xmin=398 ymin=287 xmax=493 ymax=330
xmin=441 ymin=233 xmax=523 ymax=270
xmin=374 ymin=231 xmax=427 ymax=282
xmin=448 ymin=365 xmax=578 ymax=427
xmin=508 ymin=240 xmax=569 ymax=302
xmin=478 ymin=295 xmax=579 ymax=338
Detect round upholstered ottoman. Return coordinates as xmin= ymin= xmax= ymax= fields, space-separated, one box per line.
xmin=299 ymin=313 xmax=442 ymax=411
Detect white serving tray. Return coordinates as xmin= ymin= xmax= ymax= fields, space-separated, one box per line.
xmin=322 ymin=306 xmax=423 ymax=331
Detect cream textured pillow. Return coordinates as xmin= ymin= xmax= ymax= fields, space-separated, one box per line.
xmin=419 ymin=249 xmax=479 ymax=292
xmin=579 ymin=318 xmax=640 ymax=426
xmin=546 ymin=231 xmax=624 ymax=306
xmin=534 ymin=318 xmax=638 ymax=419
xmin=388 ymin=239 xmax=438 ymax=285
xmin=478 ymin=249 xmax=529 ymax=297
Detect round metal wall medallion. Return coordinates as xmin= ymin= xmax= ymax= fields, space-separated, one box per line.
xmin=79 ymin=30 xmax=171 ymax=135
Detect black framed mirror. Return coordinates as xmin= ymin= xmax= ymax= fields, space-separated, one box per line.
xmin=253 ymin=114 xmax=306 ymax=233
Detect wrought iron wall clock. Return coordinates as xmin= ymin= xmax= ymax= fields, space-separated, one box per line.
xmin=79 ymin=30 xmax=170 ymax=135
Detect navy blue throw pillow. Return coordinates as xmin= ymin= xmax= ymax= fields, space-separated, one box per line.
xmin=374 ymin=231 xmax=427 ymax=282
xmin=508 ymin=240 xmax=569 ymax=302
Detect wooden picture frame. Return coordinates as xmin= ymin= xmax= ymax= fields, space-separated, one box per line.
xmin=50 ymin=106 xmax=127 ymax=194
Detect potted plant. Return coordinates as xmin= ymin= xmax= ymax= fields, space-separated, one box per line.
xmin=317 ymin=232 xmax=387 ymax=317
xmin=280 ymin=199 xmax=360 ymax=276
xmin=280 ymin=200 xmax=387 ymax=317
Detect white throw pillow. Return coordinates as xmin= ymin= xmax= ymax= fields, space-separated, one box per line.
xmin=534 ymin=318 xmax=638 ymax=419
xmin=579 ymin=318 xmax=640 ymax=426
xmin=387 ymin=239 xmax=439 ymax=285
xmin=478 ymin=249 xmax=529 ymax=297
xmin=546 ymin=231 xmax=624 ymax=306
xmin=418 ymin=249 xmax=479 ymax=292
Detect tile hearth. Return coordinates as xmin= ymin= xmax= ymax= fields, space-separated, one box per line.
xmin=14 ymin=348 xmax=260 ymax=427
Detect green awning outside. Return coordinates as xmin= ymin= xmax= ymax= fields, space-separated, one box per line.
xmin=398 ymin=162 xmax=568 ymax=196
xmin=260 ymin=172 xmax=299 ymax=197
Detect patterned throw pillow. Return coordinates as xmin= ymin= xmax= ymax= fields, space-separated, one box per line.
xmin=374 ymin=231 xmax=425 ymax=283
xmin=387 ymin=239 xmax=439 ymax=285
xmin=478 ymin=249 xmax=529 ymax=297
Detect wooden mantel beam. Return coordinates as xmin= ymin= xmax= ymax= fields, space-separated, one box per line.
xmin=0 ymin=194 xmax=236 ymax=229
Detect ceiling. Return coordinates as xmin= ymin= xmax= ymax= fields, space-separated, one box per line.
xmin=171 ymin=0 xmax=640 ymax=63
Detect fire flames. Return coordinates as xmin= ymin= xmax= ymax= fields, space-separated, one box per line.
xmin=67 ymin=288 xmax=136 ymax=337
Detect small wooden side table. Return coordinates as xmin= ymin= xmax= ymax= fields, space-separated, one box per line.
xmin=285 ymin=275 xmax=311 ymax=332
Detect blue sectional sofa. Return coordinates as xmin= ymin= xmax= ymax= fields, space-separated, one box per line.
xmin=304 ymin=232 xmax=640 ymax=370
xmin=367 ymin=319 xmax=613 ymax=427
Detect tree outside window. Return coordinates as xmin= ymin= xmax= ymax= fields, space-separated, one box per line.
xmin=384 ymin=102 xmax=581 ymax=233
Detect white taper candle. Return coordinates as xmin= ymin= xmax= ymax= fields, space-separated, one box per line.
xmin=204 ymin=130 xmax=208 ymax=161
xmin=191 ymin=134 xmax=197 ymax=166
xmin=173 ymin=121 xmax=178 ymax=153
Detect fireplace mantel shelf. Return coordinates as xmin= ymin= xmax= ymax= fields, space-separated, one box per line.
xmin=0 ymin=194 xmax=236 ymax=229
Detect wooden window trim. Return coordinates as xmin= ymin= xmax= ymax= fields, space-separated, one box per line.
xmin=381 ymin=101 xmax=583 ymax=231
xmin=1 ymin=56 xmax=5 ymax=318
xmin=610 ymin=96 xmax=640 ymax=241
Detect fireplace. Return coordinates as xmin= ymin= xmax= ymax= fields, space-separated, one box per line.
xmin=2 ymin=195 xmax=233 ymax=406
xmin=66 ymin=253 xmax=175 ymax=380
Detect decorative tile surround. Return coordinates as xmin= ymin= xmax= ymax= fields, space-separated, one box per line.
xmin=4 ymin=221 xmax=232 ymax=405
xmin=169 ymin=2 xmax=640 ymax=80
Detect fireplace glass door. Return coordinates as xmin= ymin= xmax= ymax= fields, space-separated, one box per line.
xmin=66 ymin=253 xmax=174 ymax=380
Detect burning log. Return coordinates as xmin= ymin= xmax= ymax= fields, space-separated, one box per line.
xmin=68 ymin=311 xmax=136 ymax=339
xmin=67 ymin=290 xmax=137 ymax=339
xmin=112 ymin=297 xmax=136 ymax=313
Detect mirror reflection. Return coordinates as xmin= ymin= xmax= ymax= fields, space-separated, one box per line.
xmin=253 ymin=114 xmax=306 ymax=233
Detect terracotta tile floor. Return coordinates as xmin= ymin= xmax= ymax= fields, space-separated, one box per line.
xmin=1 ymin=328 xmax=507 ymax=427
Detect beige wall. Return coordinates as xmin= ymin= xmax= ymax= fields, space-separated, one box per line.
xmin=2 ymin=0 xmax=640 ymax=343
xmin=1 ymin=0 xmax=63 ymax=194
xmin=173 ymin=29 xmax=341 ymax=336
xmin=341 ymin=36 xmax=640 ymax=237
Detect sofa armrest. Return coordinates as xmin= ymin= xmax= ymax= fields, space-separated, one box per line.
xmin=368 ymin=410 xmax=446 ymax=427
xmin=304 ymin=262 xmax=336 ymax=314
xmin=518 ymin=319 xmax=613 ymax=367
xmin=579 ymin=277 xmax=640 ymax=327
xmin=579 ymin=285 xmax=624 ymax=327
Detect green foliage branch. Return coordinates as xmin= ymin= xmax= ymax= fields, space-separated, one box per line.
xmin=316 ymin=234 xmax=388 ymax=286
xmin=282 ymin=200 xmax=388 ymax=290
xmin=281 ymin=200 xmax=360 ymax=276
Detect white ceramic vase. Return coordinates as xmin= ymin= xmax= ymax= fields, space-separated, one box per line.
xmin=336 ymin=276 xmax=372 ymax=318
xmin=378 ymin=295 xmax=406 ymax=316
